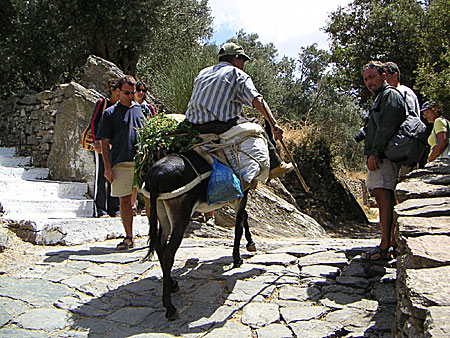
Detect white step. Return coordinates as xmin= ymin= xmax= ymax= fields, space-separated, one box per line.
xmin=1 ymin=198 xmax=94 ymax=221
xmin=0 ymin=180 xmax=87 ymax=200
xmin=0 ymin=156 xmax=31 ymax=167
xmin=8 ymin=216 xmax=149 ymax=245
xmin=0 ymin=147 xmax=16 ymax=157
xmin=0 ymin=167 xmax=49 ymax=180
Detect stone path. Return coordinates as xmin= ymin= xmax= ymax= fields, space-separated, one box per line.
xmin=0 ymin=236 xmax=397 ymax=338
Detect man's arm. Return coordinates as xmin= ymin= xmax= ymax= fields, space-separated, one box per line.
xmin=428 ymin=131 xmax=449 ymax=162
xmin=101 ymin=138 xmax=114 ymax=183
xmin=252 ymin=96 xmax=283 ymax=140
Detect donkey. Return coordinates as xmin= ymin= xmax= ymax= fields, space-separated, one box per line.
xmin=144 ymin=150 xmax=256 ymax=320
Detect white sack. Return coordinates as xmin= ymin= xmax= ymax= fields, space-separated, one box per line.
xmin=219 ymin=122 xmax=269 ymax=183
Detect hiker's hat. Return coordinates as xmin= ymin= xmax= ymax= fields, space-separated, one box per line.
xmin=218 ymin=42 xmax=250 ymax=61
xmin=421 ymin=101 xmax=437 ymax=111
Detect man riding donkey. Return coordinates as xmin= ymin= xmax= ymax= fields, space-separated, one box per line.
xmin=140 ymin=43 xmax=297 ymax=320
xmin=185 ymin=42 xmax=294 ymax=181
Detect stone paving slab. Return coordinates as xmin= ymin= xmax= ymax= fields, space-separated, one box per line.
xmin=0 ymin=237 xmax=396 ymax=337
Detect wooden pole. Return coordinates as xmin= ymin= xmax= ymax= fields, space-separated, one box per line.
xmin=261 ymin=100 xmax=310 ymax=193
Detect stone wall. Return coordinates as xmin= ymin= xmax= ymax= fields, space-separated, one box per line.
xmin=0 ymin=88 xmax=64 ymax=167
xmin=394 ymin=158 xmax=450 ymax=337
xmin=0 ymin=55 xmax=125 ymax=195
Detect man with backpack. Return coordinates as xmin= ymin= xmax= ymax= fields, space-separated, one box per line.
xmin=361 ymin=61 xmax=407 ymax=261
xmin=383 ymin=62 xmax=423 ymax=175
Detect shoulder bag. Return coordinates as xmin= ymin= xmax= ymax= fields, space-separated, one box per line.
xmin=81 ymin=99 xmax=108 ymax=151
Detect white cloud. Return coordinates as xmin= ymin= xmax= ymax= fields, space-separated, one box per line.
xmin=209 ymin=0 xmax=350 ymax=58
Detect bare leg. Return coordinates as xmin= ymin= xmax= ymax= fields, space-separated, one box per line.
xmin=131 ymin=188 xmax=138 ymax=212
xmin=374 ymin=188 xmax=395 ymax=250
xmin=120 ymin=194 xmax=133 ymax=246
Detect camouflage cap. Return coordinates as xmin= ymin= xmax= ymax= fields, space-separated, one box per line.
xmin=218 ymin=42 xmax=250 ymax=61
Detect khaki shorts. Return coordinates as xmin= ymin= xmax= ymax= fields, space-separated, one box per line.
xmin=111 ymin=161 xmax=135 ymax=197
xmin=366 ymin=158 xmax=399 ymax=191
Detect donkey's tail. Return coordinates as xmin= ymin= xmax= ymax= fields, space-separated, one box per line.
xmin=144 ymin=193 xmax=159 ymax=261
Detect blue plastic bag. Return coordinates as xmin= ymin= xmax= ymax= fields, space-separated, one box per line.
xmin=207 ymin=158 xmax=244 ymax=205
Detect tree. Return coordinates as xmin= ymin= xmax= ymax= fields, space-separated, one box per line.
xmin=324 ymin=0 xmax=425 ymax=104
xmin=415 ymin=0 xmax=450 ymax=115
xmin=0 ymin=0 xmax=213 ymax=99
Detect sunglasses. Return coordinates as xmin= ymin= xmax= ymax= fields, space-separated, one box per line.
xmin=122 ymin=90 xmax=136 ymax=95
xmin=136 ymin=88 xmax=147 ymax=93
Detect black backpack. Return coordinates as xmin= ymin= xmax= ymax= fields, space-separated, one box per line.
xmin=383 ymin=86 xmax=428 ymax=167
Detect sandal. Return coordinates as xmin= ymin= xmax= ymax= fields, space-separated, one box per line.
xmin=361 ymin=246 xmax=389 ymax=261
xmin=116 ymin=236 xmax=134 ymax=250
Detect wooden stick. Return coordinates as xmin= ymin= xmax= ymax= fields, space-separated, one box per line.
xmin=261 ymin=100 xmax=310 ymax=193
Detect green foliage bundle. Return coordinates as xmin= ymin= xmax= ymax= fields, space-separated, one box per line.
xmin=134 ymin=114 xmax=200 ymax=188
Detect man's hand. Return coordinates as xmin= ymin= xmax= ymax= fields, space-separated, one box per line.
xmin=94 ymin=142 xmax=102 ymax=153
xmin=272 ymin=124 xmax=283 ymax=141
xmin=104 ymin=167 xmax=114 ymax=183
xmin=367 ymin=154 xmax=380 ymax=172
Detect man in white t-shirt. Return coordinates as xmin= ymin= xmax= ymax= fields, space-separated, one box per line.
xmin=383 ymin=61 xmax=425 ymax=174
xmin=383 ymin=62 xmax=420 ymax=115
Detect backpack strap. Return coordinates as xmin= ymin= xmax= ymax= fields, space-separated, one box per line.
xmin=385 ymin=85 xmax=415 ymax=117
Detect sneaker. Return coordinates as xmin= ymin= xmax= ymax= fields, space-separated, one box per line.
xmin=269 ymin=162 xmax=294 ymax=179
xmin=205 ymin=216 xmax=215 ymax=226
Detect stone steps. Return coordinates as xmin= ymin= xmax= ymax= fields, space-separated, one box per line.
xmin=1 ymin=199 xmax=94 ymax=220
xmin=0 ymin=179 xmax=88 ymax=200
xmin=0 ymin=147 xmax=92 ymax=221
xmin=0 ymin=146 xmax=147 ymax=245
xmin=0 ymin=167 xmax=50 ymax=180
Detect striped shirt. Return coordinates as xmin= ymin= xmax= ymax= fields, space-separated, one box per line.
xmin=186 ymin=62 xmax=261 ymax=124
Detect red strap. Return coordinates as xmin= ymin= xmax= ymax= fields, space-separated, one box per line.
xmin=90 ymin=99 xmax=106 ymax=141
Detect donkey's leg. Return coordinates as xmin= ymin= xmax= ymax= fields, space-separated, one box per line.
xmin=160 ymin=198 xmax=193 ymax=320
xmin=243 ymin=209 xmax=256 ymax=252
xmin=233 ymin=193 xmax=249 ymax=268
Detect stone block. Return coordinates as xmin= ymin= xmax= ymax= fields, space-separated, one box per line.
xmin=405 ymin=266 xmax=450 ymax=319
xmin=424 ymin=306 xmax=450 ymax=337
xmin=396 ymin=176 xmax=450 ymax=203
xmin=397 ymin=216 xmax=450 ymax=237
xmin=402 ymin=235 xmax=450 ymax=269
xmin=36 ymin=90 xmax=53 ymax=101
xmin=395 ymin=197 xmax=450 ymax=218
xmin=0 ymin=234 xmax=8 ymax=251
xmin=17 ymin=94 xmax=39 ymax=105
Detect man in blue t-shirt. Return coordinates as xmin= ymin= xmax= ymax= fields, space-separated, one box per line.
xmin=97 ymin=75 xmax=149 ymax=250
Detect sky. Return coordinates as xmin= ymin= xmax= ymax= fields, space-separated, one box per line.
xmin=208 ymin=0 xmax=350 ymax=59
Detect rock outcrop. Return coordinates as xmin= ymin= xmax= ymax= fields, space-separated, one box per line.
xmin=0 ymin=56 xmax=125 ymax=194
xmin=46 ymin=83 xmax=101 ymax=189
xmin=80 ymin=55 xmax=125 ymax=98
xmin=394 ymin=158 xmax=450 ymax=337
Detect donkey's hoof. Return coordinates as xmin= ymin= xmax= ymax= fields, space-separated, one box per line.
xmin=170 ymin=280 xmax=180 ymax=293
xmin=233 ymin=258 xmax=243 ymax=268
xmin=166 ymin=307 xmax=179 ymax=321
xmin=246 ymin=242 xmax=256 ymax=252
